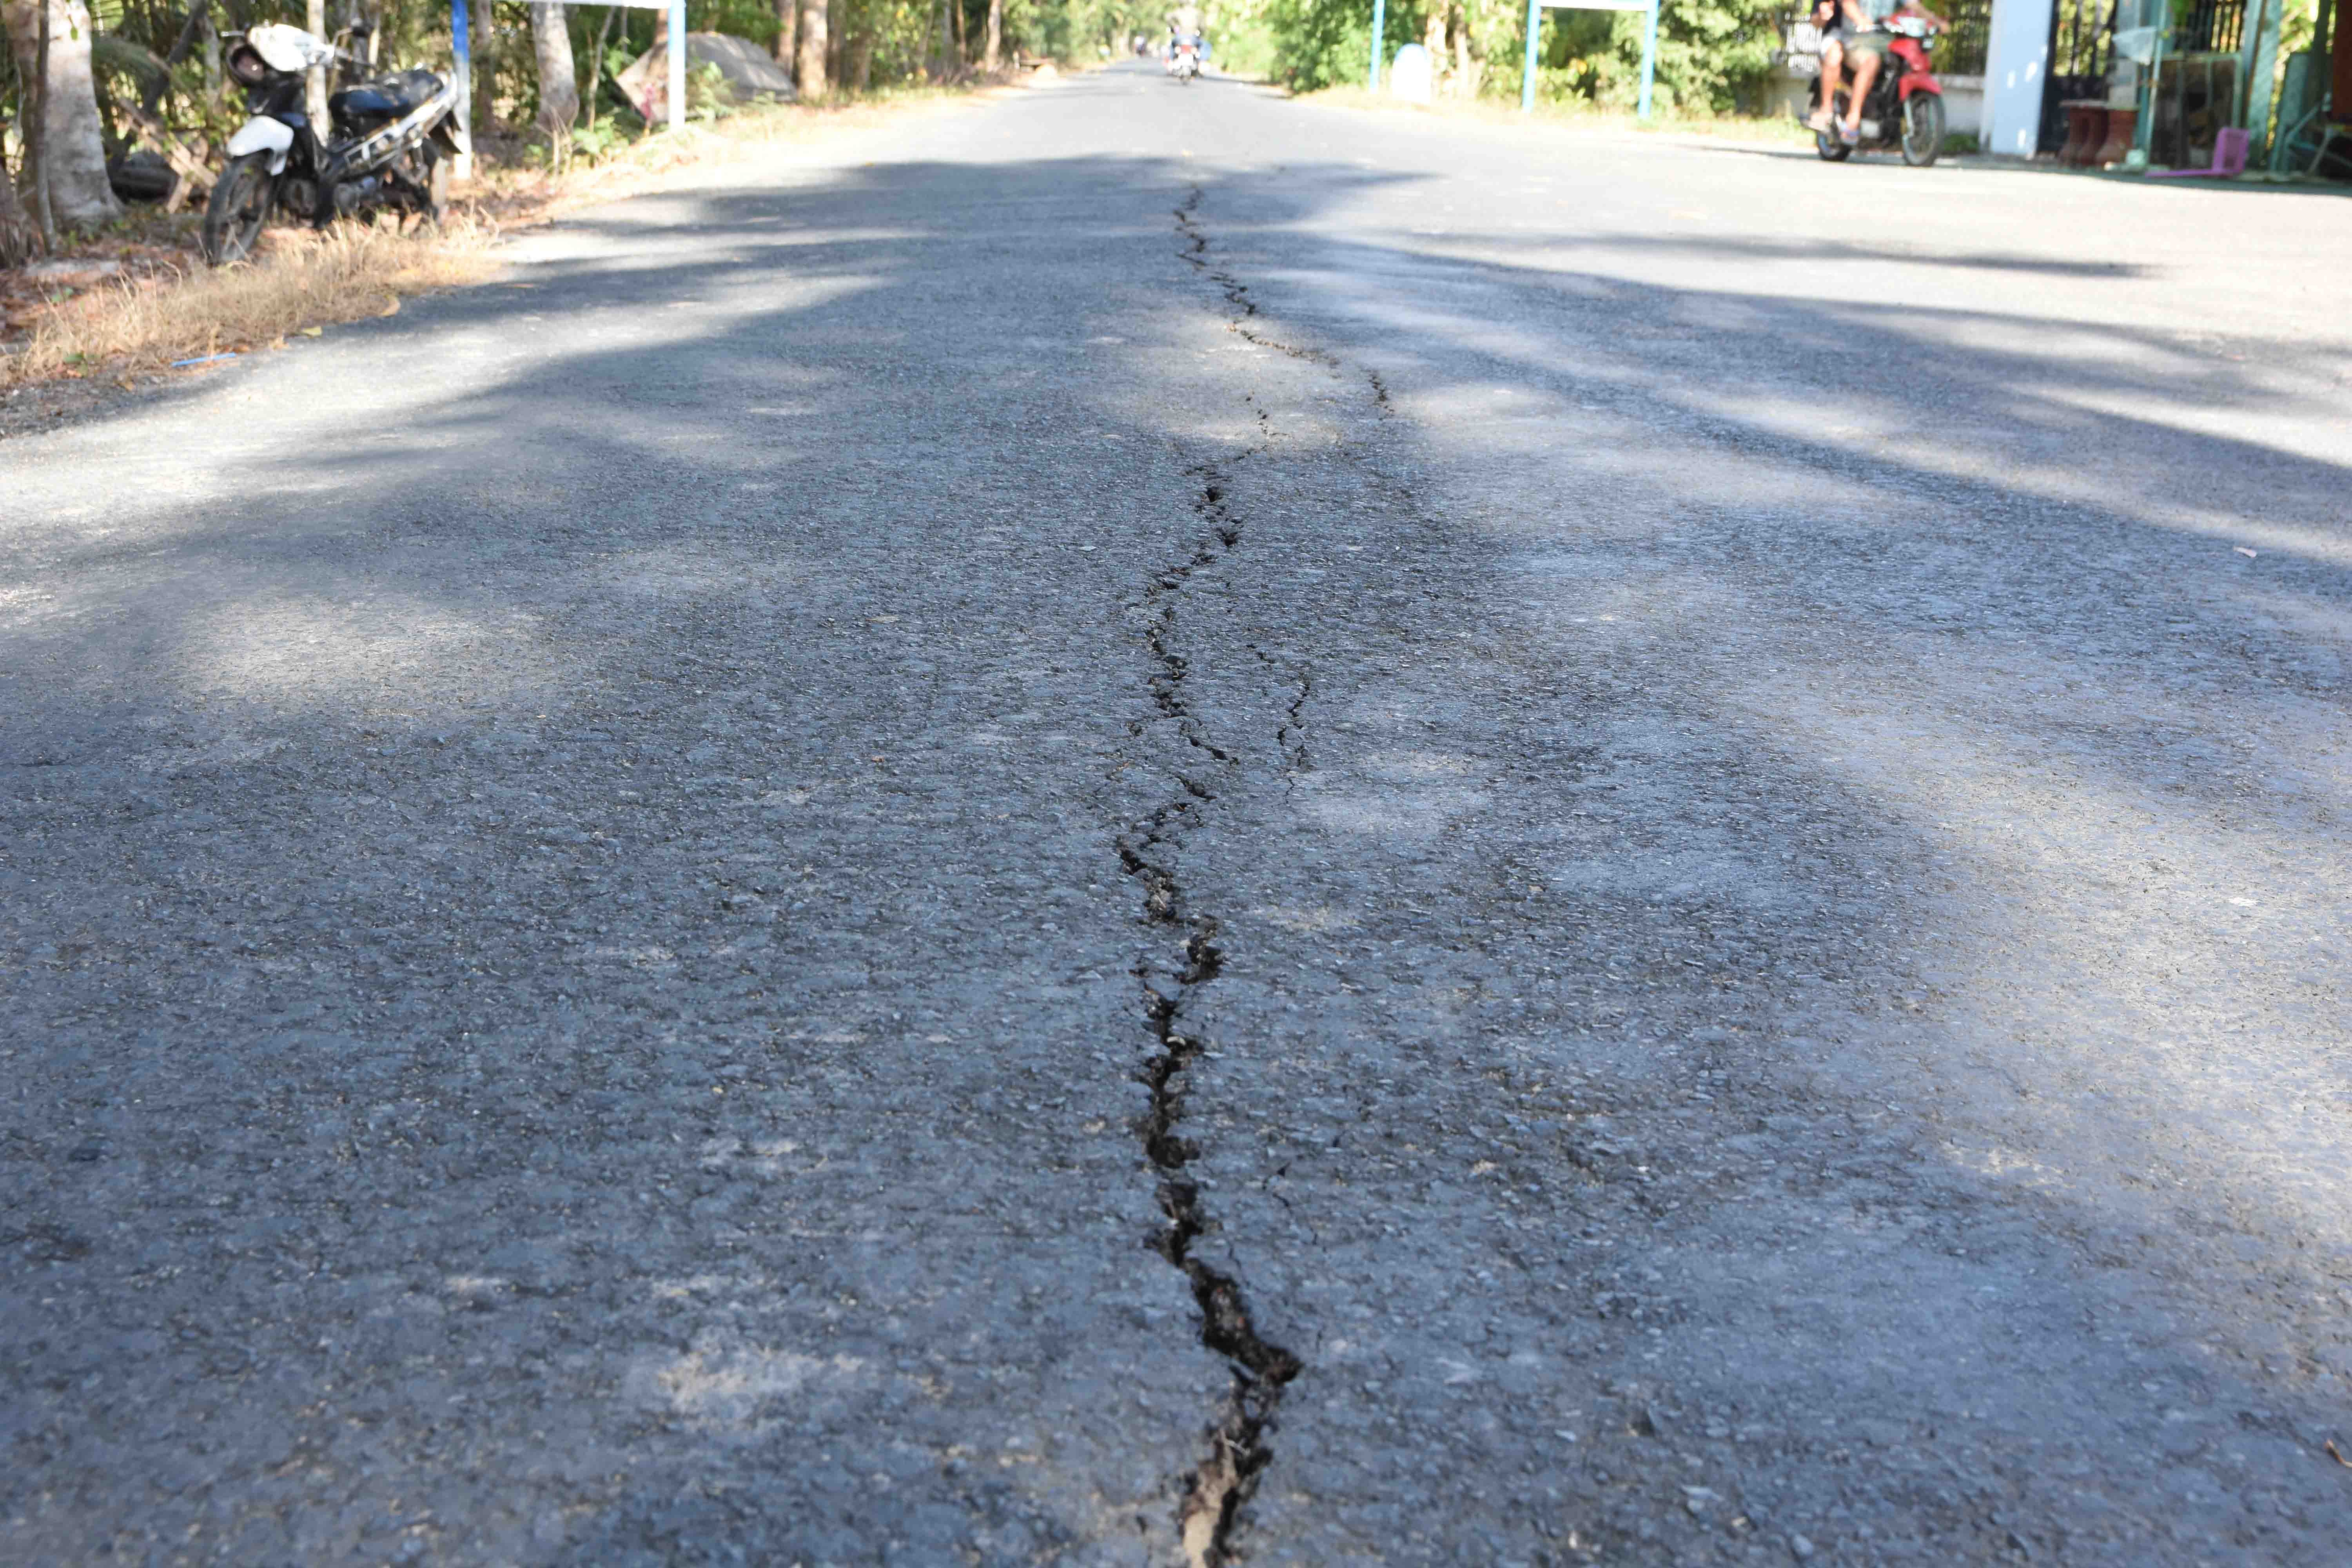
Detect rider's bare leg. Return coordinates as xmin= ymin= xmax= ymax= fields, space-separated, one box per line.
xmin=1810 ymin=45 xmax=1842 ymax=130
xmin=1843 ymin=51 xmax=1882 ymax=134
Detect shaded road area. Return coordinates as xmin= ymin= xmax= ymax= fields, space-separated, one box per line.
xmin=5 ymin=62 xmax=2350 ymax=1566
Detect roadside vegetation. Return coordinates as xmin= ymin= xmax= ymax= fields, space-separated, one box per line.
xmin=1222 ymin=0 xmax=1789 ymax=118
xmin=1 ymin=85 xmax=1031 ymax=387
xmin=0 ymin=0 xmax=1168 ymax=388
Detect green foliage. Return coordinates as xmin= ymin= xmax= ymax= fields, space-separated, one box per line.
xmin=1256 ymin=0 xmax=1397 ymax=91
xmin=1642 ymin=0 xmax=1783 ymax=113
xmin=686 ymin=59 xmax=734 ymax=120
xmin=1252 ymin=0 xmax=1780 ymax=112
xmin=566 ymin=116 xmax=633 ymax=161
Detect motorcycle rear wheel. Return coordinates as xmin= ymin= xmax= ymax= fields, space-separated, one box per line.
xmin=201 ymin=152 xmax=277 ymax=266
xmin=1901 ymin=92 xmax=1945 ymax=167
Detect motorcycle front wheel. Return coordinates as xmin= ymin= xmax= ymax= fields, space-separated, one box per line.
xmin=396 ymin=142 xmax=451 ymax=230
xmin=1901 ymin=92 xmax=1946 ymax=167
xmin=1816 ymin=91 xmax=1853 ymax=162
xmin=202 ymin=152 xmax=278 ymax=265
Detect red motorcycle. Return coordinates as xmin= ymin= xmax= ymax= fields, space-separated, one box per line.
xmin=1811 ymin=13 xmax=1948 ymax=166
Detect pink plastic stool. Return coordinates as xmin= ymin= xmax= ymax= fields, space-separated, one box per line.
xmin=2148 ymin=125 xmax=2250 ymax=179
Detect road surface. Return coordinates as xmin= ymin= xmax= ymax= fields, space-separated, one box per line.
xmin=5 ymin=62 xmax=2350 ymax=1568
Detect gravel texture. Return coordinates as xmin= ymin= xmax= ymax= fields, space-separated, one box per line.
xmin=4 ymin=62 xmax=2350 ymax=1568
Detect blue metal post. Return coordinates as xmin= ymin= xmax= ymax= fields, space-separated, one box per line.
xmin=1637 ymin=0 xmax=1658 ymax=119
xmin=668 ymin=0 xmax=688 ymax=129
xmin=1368 ymin=0 xmax=1386 ymax=90
xmin=451 ymin=0 xmax=472 ymax=174
xmin=1521 ymin=0 xmax=1542 ymax=111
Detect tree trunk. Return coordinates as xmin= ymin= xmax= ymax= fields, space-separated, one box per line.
xmin=773 ymin=0 xmax=795 ymax=66
xmin=583 ymin=3 xmax=614 ymax=126
xmin=470 ymin=0 xmax=495 ymax=136
xmin=304 ymin=0 xmax=326 ymax=129
xmin=1450 ymin=1 xmax=1474 ymax=99
xmin=1422 ymin=4 xmax=1446 ymax=89
xmin=982 ymin=0 xmax=999 ymax=72
xmin=0 ymin=162 xmax=39 ymax=267
xmin=795 ymin=0 xmax=826 ymax=96
xmin=531 ymin=2 xmax=577 ymax=136
xmin=2 ymin=0 xmax=121 ymax=231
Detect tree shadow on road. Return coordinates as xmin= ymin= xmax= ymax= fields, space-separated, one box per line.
xmin=4 ymin=142 xmax=2351 ymax=1564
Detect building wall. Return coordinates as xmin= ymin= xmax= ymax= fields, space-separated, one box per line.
xmin=1981 ymin=0 xmax=2056 ymax=155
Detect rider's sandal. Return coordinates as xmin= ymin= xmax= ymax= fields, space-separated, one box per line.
xmin=1840 ymin=123 xmax=1861 ymax=145
xmin=1806 ymin=111 xmax=1835 ymax=133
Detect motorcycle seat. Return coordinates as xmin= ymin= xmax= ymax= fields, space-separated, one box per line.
xmin=330 ymin=69 xmax=443 ymax=123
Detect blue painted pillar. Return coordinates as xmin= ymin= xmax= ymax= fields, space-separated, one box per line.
xmin=1638 ymin=0 xmax=1658 ymax=119
xmin=451 ymin=0 xmax=474 ymax=174
xmin=1369 ymin=0 xmax=1386 ymax=90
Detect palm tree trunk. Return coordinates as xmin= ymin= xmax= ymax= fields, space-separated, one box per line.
xmin=531 ymin=2 xmax=578 ymax=138
xmin=0 ymin=160 xmax=40 ymax=267
xmin=3 ymin=0 xmax=119 ymax=232
xmin=795 ymin=0 xmax=827 ymax=96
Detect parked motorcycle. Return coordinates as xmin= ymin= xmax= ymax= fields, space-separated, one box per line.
xmin=1811 ymin=14 xmax=1946 ymax=167
xmin=203 ymin=22 xmax=461 ymax=265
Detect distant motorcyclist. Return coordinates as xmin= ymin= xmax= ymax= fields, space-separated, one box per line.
xmin=1808 ymin=0 xmax=1946 ymax=145
xmin=1164 ymin=24 xmax=1207 ymax=78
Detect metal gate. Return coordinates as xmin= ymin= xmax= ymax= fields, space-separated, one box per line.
xmin=2039 ymin=0 xmax=2116 ymax=153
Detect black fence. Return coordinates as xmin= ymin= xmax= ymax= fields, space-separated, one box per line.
xmin=2039 ymin=0 xmax=2114 ymax=150
xmin=1938 ymin=0 xmax=1992 ymax=76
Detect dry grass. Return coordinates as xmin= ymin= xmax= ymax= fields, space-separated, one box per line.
xmin=0 ymin=78 xmax=1036 ymax=392
xmin=2 ymin=218 xmax=496 ymax=387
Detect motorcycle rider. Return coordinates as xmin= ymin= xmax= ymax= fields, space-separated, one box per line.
xmin=1805 ymin=0 xmax=1847 ymax=136
xmin=1807 ymin=0 xmax=1946 ymax=145
xmin=1166 ymin=6 xmax=1208 ymax=72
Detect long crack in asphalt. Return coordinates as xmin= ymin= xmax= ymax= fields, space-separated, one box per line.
xmin=1116 ymin=187 xmax=1313 ymax=1568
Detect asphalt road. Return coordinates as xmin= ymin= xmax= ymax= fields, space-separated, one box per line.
xmin=5 ymin=62 xmax=2351 ymax=1568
